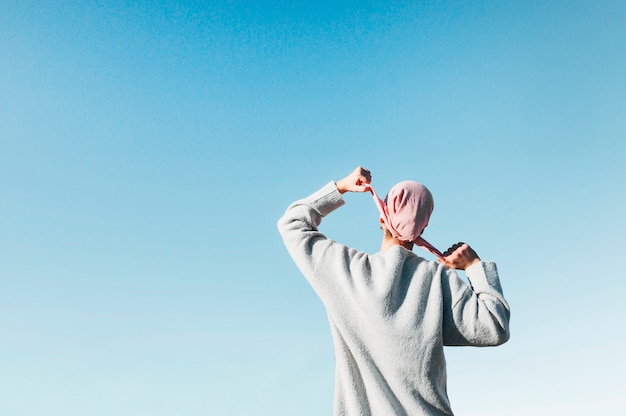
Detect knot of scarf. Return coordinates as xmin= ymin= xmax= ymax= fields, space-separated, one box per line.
xmin=368 ymin=181 xmax=444 ymax=259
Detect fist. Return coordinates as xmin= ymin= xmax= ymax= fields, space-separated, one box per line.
xmin=442 ymin=242 xmax=480 ymax=270
xmin=336 ymin=166 xmax=372 ymax=194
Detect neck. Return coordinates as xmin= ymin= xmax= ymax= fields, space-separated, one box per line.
xmin=381 ymin=236 xmax=414 ymax=251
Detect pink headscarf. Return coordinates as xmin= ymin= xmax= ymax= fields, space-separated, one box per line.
xmin=369 ymin=181 xmax=444 ymax=259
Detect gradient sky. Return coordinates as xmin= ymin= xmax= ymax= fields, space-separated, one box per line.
xmin=1 ymin=1 xmax=625 ymax=415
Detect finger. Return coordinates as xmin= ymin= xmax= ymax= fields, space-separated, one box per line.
xmin=450 ymin=242 xmax=465 ymax=253
xmin=443 ymin=244 xmax=460 ymax=256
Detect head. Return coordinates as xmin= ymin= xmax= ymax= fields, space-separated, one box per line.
xmin=380 ymin=219 xmax=415 ymax=250
xmin=380 ymin=180 xmax=434 ymax=245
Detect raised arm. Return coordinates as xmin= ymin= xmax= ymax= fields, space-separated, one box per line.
xmin=441 ymin=243 xmax=511 ymax=347
xmin=277 ymin=167 xmax=373 ymax=303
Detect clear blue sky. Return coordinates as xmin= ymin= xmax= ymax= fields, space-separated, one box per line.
xmin=1 ymin=1 xmax=625 ymax=415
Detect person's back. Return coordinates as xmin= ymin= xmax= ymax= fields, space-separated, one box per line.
xmin=328 ymin=246 xmax=454 ymax=415
xmin=278 ymin=167 xmax=510 ymax=415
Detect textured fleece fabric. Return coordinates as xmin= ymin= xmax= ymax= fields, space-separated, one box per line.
xmin=277 ymin=182 xmax=511 ymax=416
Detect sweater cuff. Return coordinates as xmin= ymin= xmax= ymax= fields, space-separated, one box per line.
xmin=465 ymin=261 xmax=503 ymax=293
xmin=307 ymin=181 xmax=346 ymax=217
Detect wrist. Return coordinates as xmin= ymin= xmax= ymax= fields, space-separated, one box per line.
xmin=335 ymin=179 xmax=348 ymax=194
xmin=464 ymin=258 xmax=481 ymax=270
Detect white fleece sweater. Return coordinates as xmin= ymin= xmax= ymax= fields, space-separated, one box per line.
xmin=278 ymin=182 xmax=510 ymax=416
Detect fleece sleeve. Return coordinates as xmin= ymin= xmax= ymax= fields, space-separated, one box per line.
xmin=277 ymin=182 xmax=362 ymax=301
xmin=442 ymin=261 xmax=511 ymax=346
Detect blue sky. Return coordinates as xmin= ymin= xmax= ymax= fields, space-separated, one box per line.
xmin=1 ymin=1 xmax=625 ymax=415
